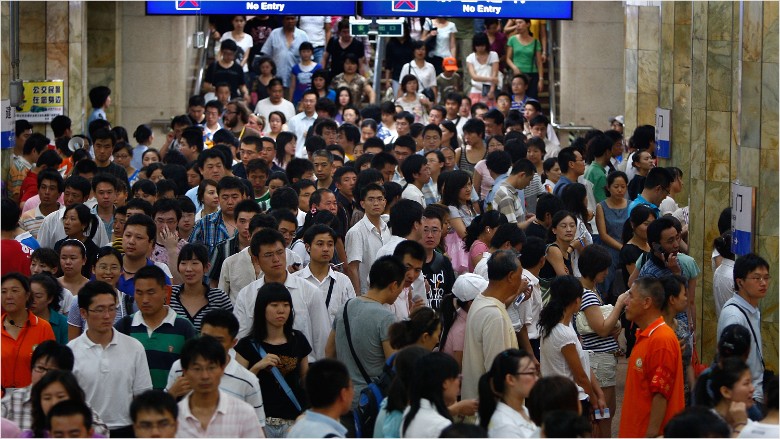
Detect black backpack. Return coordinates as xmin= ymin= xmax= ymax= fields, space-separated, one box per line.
xmin=342 ymin=299 xmax=396 ymax=437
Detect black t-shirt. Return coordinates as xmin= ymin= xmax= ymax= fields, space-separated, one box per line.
xmin=246 ymin=16 xmax=280 ymax=68
xmin=525 ymin=222 xmax=549 ymax=241
xmin=385 ymin=38 xmax=415 ymax=82
xmin=235 ymin=331 xmax=311 ymax=420
xmin=325 ymin=37 xmax=365 ymax=79
xmin=422 ymin=251 xmax=455 ymax=312
xmin=618 ymin=243 xmax=645 ymax=288
xmin=96 ymin=162 xmax=129 ymax=187
xmin=205 ymin=62 xmax=246 ymax=98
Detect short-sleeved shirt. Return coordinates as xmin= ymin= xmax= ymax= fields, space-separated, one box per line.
xmin=168 ymin=284 xmax=233 ymax=332
xmin=1 ymin=312 xmax=55 ymax=390
xmin=584 ymin=162 xmax=608 ymax=203
xmin=345 ymin=216 xmax=391 ymax=295
xmin=540 ymin=322 xmax=589 ymax=400
xmin=466 ymin=51 xmax=500 ymax=94
xmin=325 ymin=37 xmax=364 ymax=78
xmin=177 ymin=390 xmax=262 ymax=438
xmin=440 ymin=308 xmax=467 ymax=358
xmin=578 ymin=289 xmax=620 ymax=352
xmin=619 ymin=318 xmax=685 ymax=437
xmin=235 ymin=331 xmax=311 ymax=420
xmin=492 ymin=181 xmax=523 ymax=224
xmin=205 ymin=61 xmax=246 ymax=98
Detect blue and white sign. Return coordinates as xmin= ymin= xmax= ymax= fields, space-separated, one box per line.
xmin=146 ymin=1 xmax=356 ymax=16
xmin=1 ymin=100 xmax=14 ymax=150
xmin=655 ymin=107 xmax=671 ymax=159
xmin=731 ymin=183 xmax=755 ymax=256
xmin=361 ymin=0 xmax=573 ymax=19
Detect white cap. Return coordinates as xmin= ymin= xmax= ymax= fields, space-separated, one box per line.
xmin=452 ymin=273 xmax=488 ymax=302
xmin=609 ymin=115 xmax=625 ymax=125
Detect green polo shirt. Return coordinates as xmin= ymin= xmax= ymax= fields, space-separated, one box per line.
xmin=584 ymin=161 xmax=608 ymax=203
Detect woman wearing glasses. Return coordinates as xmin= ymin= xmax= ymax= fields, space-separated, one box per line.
xmin=478 ymin=349 xmax=539 ymax=438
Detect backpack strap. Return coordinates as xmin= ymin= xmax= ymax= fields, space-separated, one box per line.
xmin=725 ymin=303 xmax=765 ymax=368
xmin=343 ymin=299 xmax=372 ymax=384
xmin=325 ymin=277 xmax=336 ymax=308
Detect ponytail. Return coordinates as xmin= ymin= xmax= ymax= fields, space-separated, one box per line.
xmin=478 ymin=349 xmax=531 ymax=430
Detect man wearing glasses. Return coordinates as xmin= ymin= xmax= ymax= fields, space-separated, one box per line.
xmin=717 ymin=253 xmax=771 ymax=420
xmin=628 ymin=167 xmax=674 ymax=217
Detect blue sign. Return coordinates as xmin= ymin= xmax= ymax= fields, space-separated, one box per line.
xmin=146 ymin=1 xmax=356 ymax=16
xmin=360 ymin=0 xmax=573 ymax=19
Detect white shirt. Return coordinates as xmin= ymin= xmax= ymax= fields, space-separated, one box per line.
xmin=401 ymin=184 xmax=426 ymax=207
xmin=67 ymin=329 xmax=153 ymax=428
xmin=345 ymin=215 xmax=391 ymax=295
xmin=539 ymin=322 xmax=590 ymax=400
xmin=167 ymin=358 xmax=266 ymax=425
xmin=400 ymin=399 xmax=452 ymax=438
xmin=293 ymin=265 xmax=356 ymax=324
xmin=298 ymin=16 xmax=330 ymax=47
xmin=516 ymin=270 xmax=542 ymax=340
xmin=288 ymin=111 xmax=318 ymax=158
xmin=234 ymin=274 xmax=330 ymax=360
xmin=399 ymin=60 xmax=437 ymax=91
xmin=36 ymin=205 xmax=110 ymax=249
xmin=177 ymin=390 xmax=262 ymax=438
xmin=254 ymin=97 xmax=296 ymax=124
xmin=474 ymin=251 xmax=492 ymax=280
xmin=713 ymin=258 xmax=736 ymax=319
xmin=219 ymin=247 xmax=302 ymax=304
xmin=375 ymin=236 xmax=428 ymax=310
xmin=488 ymin=402 xmax=537 ymax=438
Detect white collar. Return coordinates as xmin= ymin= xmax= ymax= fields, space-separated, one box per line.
xmin=131 ymin=306 xmax=178 ymax=328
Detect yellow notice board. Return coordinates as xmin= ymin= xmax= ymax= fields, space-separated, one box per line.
xmin=17 ymin=80 xmax=65 ymax=123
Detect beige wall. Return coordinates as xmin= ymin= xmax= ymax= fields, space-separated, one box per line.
xmin=626 ymin=1 xmax=779 ymax=371
xmin=558 ymin=1 xmax=625 ymax=130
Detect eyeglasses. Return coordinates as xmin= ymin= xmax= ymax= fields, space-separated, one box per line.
xmin=32 ymin=365 xmax=55 ymax=374
xmin=88 ymin=306 xmax=117 ymax=315
xmin=747 ymin=275 xmax=771 ymax=282
xmin=365 ymin=196 xmax=386 ymax=204
xmin=422 ymin=227 xmax=441 ymax=235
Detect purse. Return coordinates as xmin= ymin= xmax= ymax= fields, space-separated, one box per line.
xmin=575 ymin=290 xmax=621 ymax=335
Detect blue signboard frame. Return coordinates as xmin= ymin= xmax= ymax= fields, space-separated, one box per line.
xmin=360 ymin=0 xmax=573 ymax=20
xmin=146 ymin=1 xmax=356 ymax=16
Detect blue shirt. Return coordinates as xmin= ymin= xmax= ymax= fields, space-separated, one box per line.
xmin=628 ymin=194 xmax=661 ymax=218
xmin=131 ymin=145 xmax=148 ymax=170
xmin=118 ymin=259 xmax=172 ymax=297
xmin=552 ymin=175 xmax=573 ymax=197
xmin=287 ymin=410 xmax=348 ymax=438
xmin=189 ymin=210 xmax=233 ymax=259
xmin=260 ymin=28 xmax=309 ymax=88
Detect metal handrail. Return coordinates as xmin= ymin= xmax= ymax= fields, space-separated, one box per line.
xmin=192 ymin=16 xmax=212 ymax=98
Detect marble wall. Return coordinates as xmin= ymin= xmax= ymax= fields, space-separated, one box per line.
xmin=626 ymin=1 xmax=779 ymax=371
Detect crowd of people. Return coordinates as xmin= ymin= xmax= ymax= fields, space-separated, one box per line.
xmin=0 ymin=13 xmax=777 ymax=439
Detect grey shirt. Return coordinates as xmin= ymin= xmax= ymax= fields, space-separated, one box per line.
xmin=717 ymin=294 xmax=764 ymax=402
xmin=333 ymin=298 xmax=397 ymax=408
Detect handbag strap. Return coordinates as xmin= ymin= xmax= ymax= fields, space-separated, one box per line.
xmin=343 ymin=299 xmax=372 ymax=385
xmin=251 ymin=341 xmax=302 ymax=412
xmin=725 ymin=303 xmax=765 ymax=367
xmin=325 ymin=277 xmax=336 ymax=308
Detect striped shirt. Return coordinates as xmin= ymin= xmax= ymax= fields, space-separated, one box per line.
xmin=19 ymin=206 xmax=48 ymax=240
xmin=189 ymin=210 xmax=234 ymax=259
xmin=169 ymin=284 xmax=234 ymax=332
xmin=177 ymin=390 xmax=262 ymax=438
xmin=492 ymin=181 xmax=524 ymax=223
xmin=0 ymin=386 xmax=110 ymax=435
xmin=577 ymin=289 xmax=619 ymax=352
xmin=115 ymin=307 xmax=197 ymax=390
xmin=166 ymin=358 xmax=266 ymax=425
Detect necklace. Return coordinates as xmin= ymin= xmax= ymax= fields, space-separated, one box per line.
xmin=5 ymin=317 xmax=25 ymax=329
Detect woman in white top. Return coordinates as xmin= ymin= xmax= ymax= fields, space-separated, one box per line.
xmin=478 ymin=349 xmax=539 ymax=438
xmin=466 ymin=33 xmax=500 ymax=106
xmin=219 ymin=15 xmax=253 ymax=73
xmin=395 ymin=75 xmax=431 ymax=124
xmin=712 ymin=231 xmax=736 ymax=318
xmin=539 ymin=276 xmax=606 ymax=422
xmin=421 ymin=18 xmax=457 ymax=73
xmin=400 ymin=352 xmax=460 ymax=438
xmin=694 ymin=358 xmax=755 ymax=437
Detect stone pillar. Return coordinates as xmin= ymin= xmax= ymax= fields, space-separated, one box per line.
xmin=628 ymin=1 xmax=779 ymax=371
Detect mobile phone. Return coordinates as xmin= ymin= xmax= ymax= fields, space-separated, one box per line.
xmin=482 ymin=83 xmax=491 ymax=97
xmin=651 ymin=242 xmax=667 ymax=259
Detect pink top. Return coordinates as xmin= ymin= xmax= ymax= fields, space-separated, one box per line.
xmin=441 ymin=308 xmax=467 ymax=358
xmin=468 ymin=240 xmax=489 ymax=271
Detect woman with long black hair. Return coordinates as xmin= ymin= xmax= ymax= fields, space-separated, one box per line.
xmin=400 ymin=352 xmax=460 ymax=438
xmin=478 ymin=349 xmax=539 ymax=437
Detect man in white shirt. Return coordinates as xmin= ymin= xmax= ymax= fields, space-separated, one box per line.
xmin=461 ymin=250 xmax=526 ymax=400
xmin=254 ymin=78 xmax=296 ymax=123
xmin=176 ymin=336 xmax=262 ymax=438
xmin=36 ymin=176 xmax=110 ymax=249
xmin=297 ymin=16 xmax=331 ymax=64
xmin=293 ymin=225 xmax=355 ymax=324
xmin=68 ymin=281 xmax=153 ymax=437
xmin=345 ymin=183 xmax=391 ymax=295
xmin=400 ymin=155 xmax=430 ymax=208
xmin=287 ymin=90 xmax=318 ymax=158
xmin=233 ymin=229 xmax=330 ymax=360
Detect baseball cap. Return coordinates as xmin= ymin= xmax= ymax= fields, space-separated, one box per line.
xmin=609 ymin=115 xmax=624 ymax=125
xmin=452 ymin=273 xmax=488 ymax=302
xmin=442 ymin=57 xmax=458 ymax=72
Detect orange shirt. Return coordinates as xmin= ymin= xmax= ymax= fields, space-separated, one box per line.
xmin=618 ymin=316 xmax=685 ymax=438
xmin=1 ymin=311 xmax=56 ymax=390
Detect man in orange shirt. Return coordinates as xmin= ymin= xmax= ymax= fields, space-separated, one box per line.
xmin=619 ymin=277 xmax=685 ymax=437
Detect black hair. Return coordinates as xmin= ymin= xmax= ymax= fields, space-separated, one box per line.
xmin=368 ymin=255 xmax=407 ymax=290
xmin=717 ymin=324 xmax=752 ymax=360
xmin=647 ymin=216 xmax=677 ymax=247
xmin=30 ymin=272 xmax=64 ymax=313
xmin=50 ymin=115 xmax=71 ymax=138
xmin=541 ymin=410 xmax=591 ymax=438
xmin=302 ymin=224 xmax=338 ymax=245
xmin=539 ymin=275 xmax=583 ymax=339
xmin=31 ymin=247 xmax=60 ymax=270
xmin=201 ymin=309 xmax=240 ymax=339
xmin=249 ymin=228 xmax=286 ymax=258
xmin=402 ymin=352 xmax=459 ymax=435
xmin=134 ymin=265 xmax=168 ymax=288
xmin=717 ymin=207 xmax=732 ymax=235
xmin=30 ymin=339 xmax=74 ymax=372
xmin=177 ymin=243 xmax=209 ymax=267
xmin=177 ymin=195 xmax=197 ymax=215
xmin=388 ymin=199 xmax=424 ymax=237
xmin=385 ymin=345 xmax=429 ymax=413
xmin=72 ymin=159 xmax=97 ymax=177
xmin=305 ymin=358 xmax=351 ymax=408
xmin=440 ymin=423 xmax=488 ymax=438
xmin=88 ymin=85 xmax=111 ymax=109
xmin=333 ymin=165 xmax=357 ymax=186
xmin=47 ymin=400 xmax=93 ymax=433
xmin=462 ymin=118 xmax=486 ymax=137
xmin=556 ymin=146 xmax=578 ymax=174
xmin=216 ymin=175 xmax=247 ymax=196
xmin=465 ymin=211 xmax=508 ymax=252
xmin=577 ymin=245 xmax=613 ymax=280
xmin=659 ymin=274 xmax=688 ymax=313
xmin=633 ymin=277 xmax=666 ymax=310
xmin=489 ymin=223 xmax=526 ymax=250
xmin=196 ymin=179 xmax=217 ymax=205
xmin=527 ymin=376 xmax=580 ymax=425
xmin=197 ymin=148 xmax=226 ymax=173
xmin=663 ymin=406 xmax=730 ymax=438
xmin=250 ymin=282 xmax=295 ymax=343
xmin=35 ymin=149 xmax=62 ymax=169
xmin=1 ymin=197 xmax=21 ymax=231
xmin=233 ymin=199 xmax=261 ymax=222
xmin=153 ymin=197 xmax=182 ymax=222
xmin=478 ymin=349 xmax=533 ymax=429
xmin=181 ymin=335 xmax=227 ymax=371
xmin=141 ymin=148 xmax=161 ymax=164
xmin=605 ymin=171 xmax=628 ymax=198
xmin=249 ymin=213 xmax=278 ymax=236
xmin=31 ymin=370 xmax=86 ymax=438
xmin=126 ymin=198 xmax=155 ymax=217
xmin=388 ymin=307 xmax=441 ymax=349
xmin=392 ymin=239 xmax=426 ymax=264
xmin=484 ymin=150 xmax=511 ymax=176
xmin=270 ymin=186 xmax=299 ymax=212
xmin=180 ymin=126 xmax=204 ymax=153
xmin=270 ymin=208 xmax=298 ymax=229
xmin=644 ymin=166 xmax=673 ymax=191
xmin=696 ymin=357 xmax=751 ymax=407
xmin=733 ymin=253 xmax=770 ymax=291
xmin=286 ymin=158 xmax=315 ymax=182
xmin=440 ymin=170 xmax=471 ymax=207
xmin=130 ymin=390 xmax=179 ymax=423
xmin=133 ymin=124 xmax=153 ymax=144
xmin=356 ymin=169 xmax=384 ymax=202
xmin=486 ymin=249 xmax=521 ymax=281
xmin=125 ymin=212 xmax=157 ymax=243
xmin=155 ymin=179 xmax=178 ymax=198
xmin=621 ymin=205 xmax=655 ymax=243
xmin=62 ymin=204 xmax=99 ymax=240
xmin=370 ymin=152 xmax=398 ymax=176
xmin=632 ymin=125 xmax=655 ymax=151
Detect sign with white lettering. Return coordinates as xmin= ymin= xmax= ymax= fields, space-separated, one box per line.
xmin=731 ymin=183 xmax=755 ymax=256
xmin=1 ymin=100 xmax=14 ymax=150
xmin=655 ymin=107 xmax=671 ymax=159
xmin=361 ymin=0 xmax=573 ymax=19
xmin=146 ymin=1 xmax=356 ymax=15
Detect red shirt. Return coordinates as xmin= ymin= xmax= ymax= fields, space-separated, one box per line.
xmin=618 ymin=316 xmax=685 ymax=437
xmin=19 ymin=170 xmax=38 ymax=203
xmin=1 ymin=311 xmax=56 ymax=390
xmin=0 ymin=240 xmax=32 ymax=277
